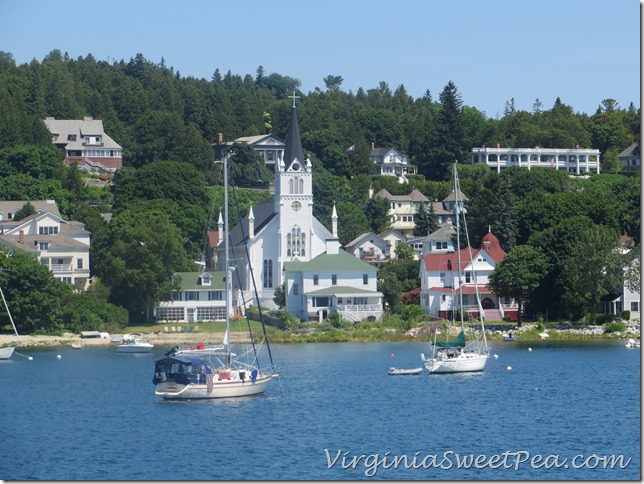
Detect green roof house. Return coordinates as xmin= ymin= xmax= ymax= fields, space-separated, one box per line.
xmin=284 ymin=236 xmax=383 ymax=322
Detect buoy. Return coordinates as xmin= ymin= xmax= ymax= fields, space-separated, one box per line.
xmin=56 ymin=355 xmax=61 ymax=359
xmin=390 ymin=353 xmax=395 ymax=357
xmin=528 ymin=348 xmax=532 ymax=352
xmin=28 ymin=356 xmax=33 ymax=361
xmin=506 ymin=366 xmax=512 ymax=370
xmin=493 ymin=354 xmax=498 ymax=359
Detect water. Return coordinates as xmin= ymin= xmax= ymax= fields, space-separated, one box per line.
xmin=0 ymin=341 xmax=639 ymax=480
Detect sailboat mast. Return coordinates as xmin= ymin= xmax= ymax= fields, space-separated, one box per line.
xmin=224 ymin=156 xmax=231 ymax=365
xmin=0 ymin=286 xmax=19 ymax=339
xmin=454 ymin=163 xmax=464 ymax=331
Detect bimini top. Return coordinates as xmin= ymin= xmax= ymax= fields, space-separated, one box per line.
xmin=154 ymin=355 xmax=214 ymax=368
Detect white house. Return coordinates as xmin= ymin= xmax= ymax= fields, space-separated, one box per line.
xmin=345 ymin=231 xmax=391 ymax=263
xmin=419 ymin=230 xmax=518 ymax=322
xmin=216 ymin=133 xmax=286 ymax=170
xmin=284 ymin=238 xmax=383 ymax=322
xmin=155 ymin=271 xmax=227 ymax=323
xmin=0 ymin=200 xmax=91 ymax=291
xmin=420 ymin=223 xmax=457 ymax=258
xmin=600 ymin=237 xmax=640 ymax=320
xmin=370 ymin=146 xmax=417 ymax=183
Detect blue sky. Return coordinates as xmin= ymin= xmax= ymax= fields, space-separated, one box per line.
xmin=1 ymin=0 xmax=640 ymax=117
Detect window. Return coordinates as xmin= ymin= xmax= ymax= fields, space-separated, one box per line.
xmin=631 ymin=301 xmax=639 ymax=312
xmin=263 ymin=260 xmax=273 ymax=288
xmin=39 ymin=242 xmax=49 ymax=250
xmin=363 ymin=274 xmax=368 ymax=285
xmin=208 ymin=291 xmax=223 ymax=301
xmin=77 ymin=259 xmax=83 ymax=269
xmin=39 ymin=226 xmax=59 ymax=235
xmin=293 ymin=283 xmax=299 ymax=296
xmin=313 ymin=275 xmax=319 ymax=286
xmin=465 ymin=272 xmax=471 ymax=283
xmin=289 ymin=177 xmax=304 ymax=194
xmin=287 ymin=226 xmax=305 ymax=257
xmin=185 ymin=291 xmax=198 ymax=301
xmin=440 ymin=272 xmax=445 ymax=285
xmin=332 ymin=275 xmax=337 ymax=285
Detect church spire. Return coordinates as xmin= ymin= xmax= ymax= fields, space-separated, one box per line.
xmin=283 ymin=91 xmax=305 ymax=168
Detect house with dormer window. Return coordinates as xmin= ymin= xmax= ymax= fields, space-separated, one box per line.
xmin=217 ymin=133 xmax=286 ymax=170
xmin=0 ymin=200 xmax=91 ymax=291
xmin=419 ymin=230 xmax=518 ymax=322
xmin=370 ymin=145 xmax=417 ymax=183
xmin=44 ymin=117 xmax=123 ymax=173
xmin=155 ymin=271 xmax=227 ymax=322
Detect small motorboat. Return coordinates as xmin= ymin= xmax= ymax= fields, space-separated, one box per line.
xmin=503 ymin=331 xmax=516 ymax=341
xmin=625 ymin=338 xmax=640 ymax=349
xmin=116 ymin=333 xmax=154 ymax=353
xmin=388 ymin=367 xmax=423 ymax=376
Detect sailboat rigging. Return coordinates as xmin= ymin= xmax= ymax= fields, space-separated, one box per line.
xmin=420 ymin=163 xmax=489 ymax=374
xmin=0 ymin=286 xmax=23 ymax=360
xmin=153 ymin=156 xmax=276 ymax=399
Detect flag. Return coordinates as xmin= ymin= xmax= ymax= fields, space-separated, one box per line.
xmin=346 ymin=145 xmax=356 ymax=152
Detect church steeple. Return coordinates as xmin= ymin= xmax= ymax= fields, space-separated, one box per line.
xmin=283 ymin=92 xmax=305 ymax=168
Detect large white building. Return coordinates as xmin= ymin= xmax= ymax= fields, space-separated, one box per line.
xmin=471 ymin=146 xmax=600 ymax=174
xmin=212 ymin=100 xmax=383 ymax=321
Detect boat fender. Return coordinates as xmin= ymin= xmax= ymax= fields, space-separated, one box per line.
xmin=251 ymin=369 xmax=257 ymax=383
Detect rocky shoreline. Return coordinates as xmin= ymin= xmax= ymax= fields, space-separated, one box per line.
xmin=0 ymin=319 xmax=640 ymax=349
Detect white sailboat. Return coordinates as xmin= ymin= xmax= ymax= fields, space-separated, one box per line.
xmin=421 ymin=163 xmax=489 ymax=374
xmin=0 ymin=286 xmax=20 ymax=360
xmin=153 ymin=155 xmax=276 ymax=399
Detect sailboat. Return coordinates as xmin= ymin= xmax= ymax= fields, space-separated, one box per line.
xmin=420 ymin=163 xmax=489 ymax=374
xmin=153 ymin=156 xmax=276 ymax=399
xmin=0 ymin=286 xmax=20 ymax=360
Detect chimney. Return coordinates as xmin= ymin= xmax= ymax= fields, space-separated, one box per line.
xmin=19 ymin=230 xmax=24 ymax=244
xmin=371 ymin=142 xmax=375 ymax=150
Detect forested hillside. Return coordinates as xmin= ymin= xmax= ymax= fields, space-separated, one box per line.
xmin=0 ymin=49 xmax=639 ymax=328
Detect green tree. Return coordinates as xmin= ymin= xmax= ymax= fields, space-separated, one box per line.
xmin=13 ymin=202 xmax=36 ymax=221
xmin=228 ymin=143 xmax=273 ymax=188
xmin=92 ymin=209 xmax=192 ymax=322
xmin=487 ymin=245 xmax=549 ymax=327
xmin=0 ymin=250 xmax=68 ymax=334
xmin=363 ymin=196 xmax=391 ymax=234
xmin=395 ymin=241 xmax=414 ymax=260
xmin=413 ymin=202 xmax=438 ymax=236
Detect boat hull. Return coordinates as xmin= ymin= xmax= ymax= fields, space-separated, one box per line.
xmin=423 ymin=353 xmax=489 ymax=374
xmin=388 ymin=367 xmax=423 ymax=376
xmin=155 ymin=373 xmax=274 ymax=399
xmin=116 ymin=344 xmax=154 ymax=353
xmin=0 ymin=346 xmax=15 ymax=360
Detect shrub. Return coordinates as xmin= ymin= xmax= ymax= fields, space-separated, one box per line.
xmin=604 ymin=321 xmax=626 ymax=334
xmin=620 ymin=310 xmax=631 ymax=321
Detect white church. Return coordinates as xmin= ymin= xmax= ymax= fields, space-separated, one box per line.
xmin=213 ymin=99 xmax=383 ymax=322
xmin=154 ymin=100 xmax=383 ymax=323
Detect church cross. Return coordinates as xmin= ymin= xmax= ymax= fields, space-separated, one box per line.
xmin=288 ymin=91 xmax=300 ymax=108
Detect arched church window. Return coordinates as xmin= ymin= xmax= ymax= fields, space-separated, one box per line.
xmin=263 ymin=259 xmax=273 ymax=288
xmin=290 ymin=226 xmax=305 ymax=257
xmin=289 ymin=177 xmax=303 ymax=195
xmin=286 ymin=233 xmax=292 ymax=257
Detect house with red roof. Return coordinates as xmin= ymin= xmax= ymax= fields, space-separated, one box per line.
xmin=419 ymin=230 xmax=519 ymax=322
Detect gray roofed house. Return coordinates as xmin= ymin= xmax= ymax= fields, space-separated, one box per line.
xmin=618 ymin=142 xmax=640 ymax=171
xmin=0 ymin=200 xmax=91 ymax=291
xmin=43 ymin=116 xmax=123 ymax=173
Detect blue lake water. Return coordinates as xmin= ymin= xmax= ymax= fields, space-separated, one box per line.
xmin=0 ymin=340 xmax=640 ymax=480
